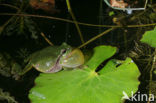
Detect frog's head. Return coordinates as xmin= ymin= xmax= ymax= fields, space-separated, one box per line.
xmin=59 ymin=43 xmax=84 ymax=68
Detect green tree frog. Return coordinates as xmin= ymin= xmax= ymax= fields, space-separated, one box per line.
xmin=19 ymin=43 xmax=84 ymax=75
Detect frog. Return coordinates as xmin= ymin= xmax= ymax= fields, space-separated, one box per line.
xmin=19 ymin=43 xmax=85 ymax=75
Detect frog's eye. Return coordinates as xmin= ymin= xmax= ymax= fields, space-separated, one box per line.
xmin=61 ymin=48 xmax=71 ymax=54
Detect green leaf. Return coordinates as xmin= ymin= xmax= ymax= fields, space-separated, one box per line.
xmin=140 ymin=27 xmax=156 ymax=48
xmin=109 ymin=11 xmax=115 ymax=16
xmin=86 ymin=45 xmax=117 ymax=70
xmin=29 ymin=45 xmax=140 ymax=103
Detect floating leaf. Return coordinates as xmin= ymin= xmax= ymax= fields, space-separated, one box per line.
xmin=141 ymin=27 xmax=156 ymax=48
xmin=29 ymin=45 xmax=140 ymax=103
xmin=85 ymin=45 xmax=117 ymax=70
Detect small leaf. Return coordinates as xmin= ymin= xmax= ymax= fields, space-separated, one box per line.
xmin=140 ymin=27 xmax=156 ymax=48
xmin=109 ymin=11 xmax=115 ymax=16
xmin=86 ymin=45 xmax=117 ymax=70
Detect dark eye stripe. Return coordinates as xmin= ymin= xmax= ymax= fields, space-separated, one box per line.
xmin=61 ymin=48 xmax=71 ymax=54
xmin=61 ymin=49 xmax=66 ymax=54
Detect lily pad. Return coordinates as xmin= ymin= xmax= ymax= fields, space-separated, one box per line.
xmin=29 ymin=45 xmax=140 ymax=103
xmin=141 ymin=27 xmax=156 ymax=48
xmin=85 ymin=45 xmax=117 ymax=70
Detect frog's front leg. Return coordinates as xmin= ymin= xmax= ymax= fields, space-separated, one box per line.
xmin=12 ymin=63 xmax=33 ymax=80
xmin=19 ymin=63 xmax=33 ymax=75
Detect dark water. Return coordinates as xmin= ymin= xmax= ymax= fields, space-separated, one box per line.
xmin=0 ymin=0 xmax=154 ymax=103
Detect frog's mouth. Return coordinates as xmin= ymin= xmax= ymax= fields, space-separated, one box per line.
xmin=46 ymin=49 xmax=67 ymax=73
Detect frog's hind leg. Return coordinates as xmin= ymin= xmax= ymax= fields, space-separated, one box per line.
xmin=19 ymin=63 xmax=33 ymax=75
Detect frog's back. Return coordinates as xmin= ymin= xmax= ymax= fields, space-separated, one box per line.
xmin=31 ymin=46 xmax=63 ymax=64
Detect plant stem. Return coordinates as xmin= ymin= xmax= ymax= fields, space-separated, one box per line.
xmin=148 ymin=49 xmax=156 ymax=103
xmin=40 ymin=32 xmax=54 ymax=46
xmin=1 ymin=13 xmax=156 ymax=28
xmin=66 ymin=0 xmax=85 ymax=44
xmin=78 ymin=27 xmax=115 ymax=48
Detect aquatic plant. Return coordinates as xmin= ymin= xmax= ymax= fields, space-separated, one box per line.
xmin=29 ymin=45 xmax=140 ymax=103
xmin=0 ymin=88 xmax=18 ymax=103
xmin=141 ymin=27 xmax=156 ymax=48
xmin=0 ymin=52 xmax=21 ymax=78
